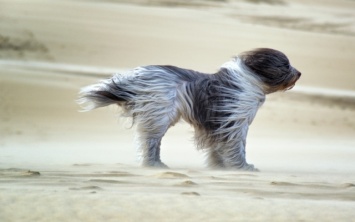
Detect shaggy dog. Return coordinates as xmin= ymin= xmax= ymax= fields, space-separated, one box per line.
xmin=78 ymin=48 xmax=301 ymax=171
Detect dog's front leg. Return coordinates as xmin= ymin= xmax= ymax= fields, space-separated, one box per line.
xmin=223 ymin=143 xmax=257 ymax=171
xmin=221 ymin=125 xmax=258 ymax=171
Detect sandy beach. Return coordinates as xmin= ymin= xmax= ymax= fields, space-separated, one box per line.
xmin=1 ymin=0 xmax=355 ymax=221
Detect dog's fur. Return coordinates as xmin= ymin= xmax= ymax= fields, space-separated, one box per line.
xmin=78 ymin=48 xmax=301 ymax=171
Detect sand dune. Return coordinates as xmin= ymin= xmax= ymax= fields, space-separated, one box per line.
xmin=1 ymin=0 xmax=355 ymax=221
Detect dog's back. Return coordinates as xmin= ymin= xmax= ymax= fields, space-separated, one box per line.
xmin=79 ymin=65 xmax=202 ymax=108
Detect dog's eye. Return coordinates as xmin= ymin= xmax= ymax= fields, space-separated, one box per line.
xmin=284 ymin=63 xmax=291 ymax=70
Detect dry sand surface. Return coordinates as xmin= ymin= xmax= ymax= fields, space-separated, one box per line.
xmin=1 ymin=0 xmax=355 ymax=221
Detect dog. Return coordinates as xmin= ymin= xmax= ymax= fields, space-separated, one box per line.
xmin=78 ymin=48 xmax=301 ymax=171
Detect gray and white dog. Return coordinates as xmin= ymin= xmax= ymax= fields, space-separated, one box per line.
xmin=78 ymin=48 xmax=301 ymax=171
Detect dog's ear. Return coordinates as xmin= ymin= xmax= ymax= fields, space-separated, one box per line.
xmin=240 ymin=48 xmax=290 ymax=78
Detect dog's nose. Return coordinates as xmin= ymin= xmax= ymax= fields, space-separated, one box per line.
xmin=294 ymin=69 xmax=301 ymax=78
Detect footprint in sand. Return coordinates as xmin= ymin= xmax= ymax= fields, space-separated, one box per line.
xmin=25 ymin=170 xmax=41 ymax=176
xmin=341 ymin=183 xmax=355 ymax=188
xmin=175 ymin=180 xmax=198 ymax=187
xmin=105 ymin=171 xmax=137 ymax=177
xmin=181 ymin=191 xmax=200 ymax=196
xmin=270 ymin=181 xmax=334 ymax=189
xmin=154 ymin=172 xmax=189 ymax=179
xmin=270 ymin=181 xmax=298 ymax=186
xmin=72 ymin=163 xmax=95 ymax=167
xmin=270 ymin=181 xmax=355 ymax=190
xmin=86 ymin=172 xmax=137 ymax=177
xmin=67 ymin=171 xmax=137 ymax=178
xmin=89 ymin=179 xmax=130 ymax=184
xmin=0 ymin=169 xmax=40 ymax=177
xmin=69 ymin=185 xmax=102 ymax=191
xmin=271 ymin=181 xmax=355 ymax=190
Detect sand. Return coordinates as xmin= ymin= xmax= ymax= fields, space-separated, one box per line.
xmin=1 ymin=0 xmax=355 ymax=221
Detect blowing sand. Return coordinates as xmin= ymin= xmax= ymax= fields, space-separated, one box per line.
xmin=0 ymin=0 xmax=355 ymax=221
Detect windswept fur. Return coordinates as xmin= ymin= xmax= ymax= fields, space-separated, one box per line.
xmin=78 ymin=48 xmax=301 ymax=171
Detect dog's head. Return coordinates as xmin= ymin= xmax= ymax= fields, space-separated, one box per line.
xmin=239 ymin=48 xmax=301 ymax=93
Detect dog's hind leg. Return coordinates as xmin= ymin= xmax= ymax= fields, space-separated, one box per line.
xmin=135 ymin=112 xmax=179 ymax=168
xmin=135 ymin=130 xmax=168 ymax=168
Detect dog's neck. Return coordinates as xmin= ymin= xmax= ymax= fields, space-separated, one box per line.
xmin=220 ymin=57 xmax=267 ymax=94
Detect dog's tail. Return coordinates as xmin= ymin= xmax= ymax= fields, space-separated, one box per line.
xmin=77 ymin=75 xmax=135 ymax=111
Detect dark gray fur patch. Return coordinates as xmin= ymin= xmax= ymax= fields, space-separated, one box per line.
xmin=240 ymin=48 xmax=294 ymax=89
xmin=191 ymin=77 xmax=242 ymax=132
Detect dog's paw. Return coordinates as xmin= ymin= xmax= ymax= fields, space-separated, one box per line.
xmin=143 ymin=161 xmax=169 ymax=169
xmin=243 ymin=163 xmax=259 ymax=172
xmin=155 ymin=162 xmax=169 ymax=168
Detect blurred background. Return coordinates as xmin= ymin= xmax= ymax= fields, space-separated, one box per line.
xmin=0 ymin=0 xmax=354 ymax=172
